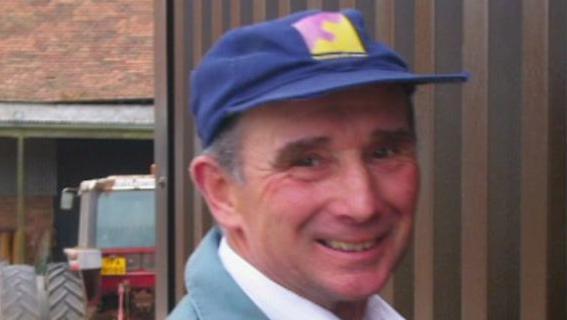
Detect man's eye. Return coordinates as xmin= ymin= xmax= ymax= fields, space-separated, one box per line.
xmin=292 ymin=155 xmax=321 ymax=167
xmin=372 ymin=147 xmax=396 ymax=159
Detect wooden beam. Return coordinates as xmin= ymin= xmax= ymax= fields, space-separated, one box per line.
xmin=0 ymin=127 xmax=152 ymax=140
xmin=13 ymin=136 xmax=26 ymax=264
xmin=375 ymin=0 xmax=395 ymax=46
xmin=413 ymin=0 xmax=435 ymax=319
xmin=520 ymin=0 xmax=550 ymax=318
xmin=461 ymin=0 xmax=489 ymax=319
xmin=253 ymin=0 xmax=266 ymax=22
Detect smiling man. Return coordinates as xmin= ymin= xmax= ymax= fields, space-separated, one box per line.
xmin=169 ymin=9 xmax=467 ymax=320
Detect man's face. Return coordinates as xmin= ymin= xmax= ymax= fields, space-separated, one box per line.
xmin=225 ymin=85 xmax=419 ymax=308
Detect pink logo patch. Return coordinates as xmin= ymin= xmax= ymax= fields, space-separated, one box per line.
xmin=293 ymin=13 xmax=343 ymax=52
xmin=292 ymin=12 xmax=366 ymax=59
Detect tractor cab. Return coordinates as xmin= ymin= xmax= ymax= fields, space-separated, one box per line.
xmin=62 ymin=175 xmax=156 ymax=318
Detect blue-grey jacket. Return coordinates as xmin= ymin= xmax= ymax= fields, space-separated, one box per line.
xmin=168 ymin=227 xmax=269 ymax=319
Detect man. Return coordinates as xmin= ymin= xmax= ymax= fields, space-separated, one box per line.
xmin=169 ymin=9 xmax=467 ymax=320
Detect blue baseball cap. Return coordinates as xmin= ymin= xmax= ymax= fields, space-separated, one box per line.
xmin=192 ymin=9 xmax=469 ymax=147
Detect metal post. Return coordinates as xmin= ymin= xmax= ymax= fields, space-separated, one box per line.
xmin=154 ymin=0 xmax=174 ymax=317
xmin=154 ymin=0 xmax=195 ymax=317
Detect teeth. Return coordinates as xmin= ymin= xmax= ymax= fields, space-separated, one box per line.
xmin=323 ymin=239 xmax=377 ymax=252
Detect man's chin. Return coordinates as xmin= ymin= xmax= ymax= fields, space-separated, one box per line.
xmin=319 ymin=273 xmax=391 ymax=306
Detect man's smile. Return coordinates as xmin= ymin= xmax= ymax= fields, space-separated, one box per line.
xmin=319 ymin=239 xmax=378 ymax=252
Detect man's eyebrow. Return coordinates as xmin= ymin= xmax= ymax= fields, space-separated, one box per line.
xmin=271 ymin=136 xmax=330 ymax=166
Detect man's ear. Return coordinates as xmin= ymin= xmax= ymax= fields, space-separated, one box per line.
xmin=190 ymin=155 xmax=241 ymax=229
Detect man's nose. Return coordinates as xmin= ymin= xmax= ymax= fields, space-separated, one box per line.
xmin=331 ymin=160 xmax=384 ymax=223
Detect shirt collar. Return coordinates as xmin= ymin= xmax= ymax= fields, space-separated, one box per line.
xmin=219 ymin=236 xmax=405 ymax=320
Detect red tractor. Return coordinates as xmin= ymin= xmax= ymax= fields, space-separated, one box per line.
xmin=62 ymin=175 xmax=156 ymax=319
xmin=0 ymin=175 xmax=155 ymax=319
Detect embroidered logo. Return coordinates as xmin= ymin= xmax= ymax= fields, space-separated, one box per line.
xmin=292 ymin=12 xmax=367 ymax=60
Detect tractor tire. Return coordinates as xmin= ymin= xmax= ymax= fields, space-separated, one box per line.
xmin=45 ymin=262 xmax=87 ymax=320
xmin=0 ymin=265 xmax=41 ymax=320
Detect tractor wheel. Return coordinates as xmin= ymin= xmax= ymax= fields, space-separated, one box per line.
xmin=0 ymin=265 xmax=41 ymax=320
xmin=45 ymin=262 xmax=87 ymax=320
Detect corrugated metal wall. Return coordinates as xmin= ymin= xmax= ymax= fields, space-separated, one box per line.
xmin=154 ymin=0 xmax=566 ymax=318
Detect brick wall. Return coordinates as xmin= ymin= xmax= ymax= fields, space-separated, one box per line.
xmin=0 ymin=0 xmax=153 ymax=102
xmin=0 ymin=196 xmax=53 ymax=263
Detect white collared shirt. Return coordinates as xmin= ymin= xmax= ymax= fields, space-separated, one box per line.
xmin=219 ymin=237 xmax=405 ymax=320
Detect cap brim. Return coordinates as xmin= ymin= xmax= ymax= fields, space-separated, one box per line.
xmin=228 ymin=69 xmax=469 ymax=114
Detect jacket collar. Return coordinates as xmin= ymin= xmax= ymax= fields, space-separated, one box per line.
xmin=185 ymin=227 xmax=269 ymax=320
